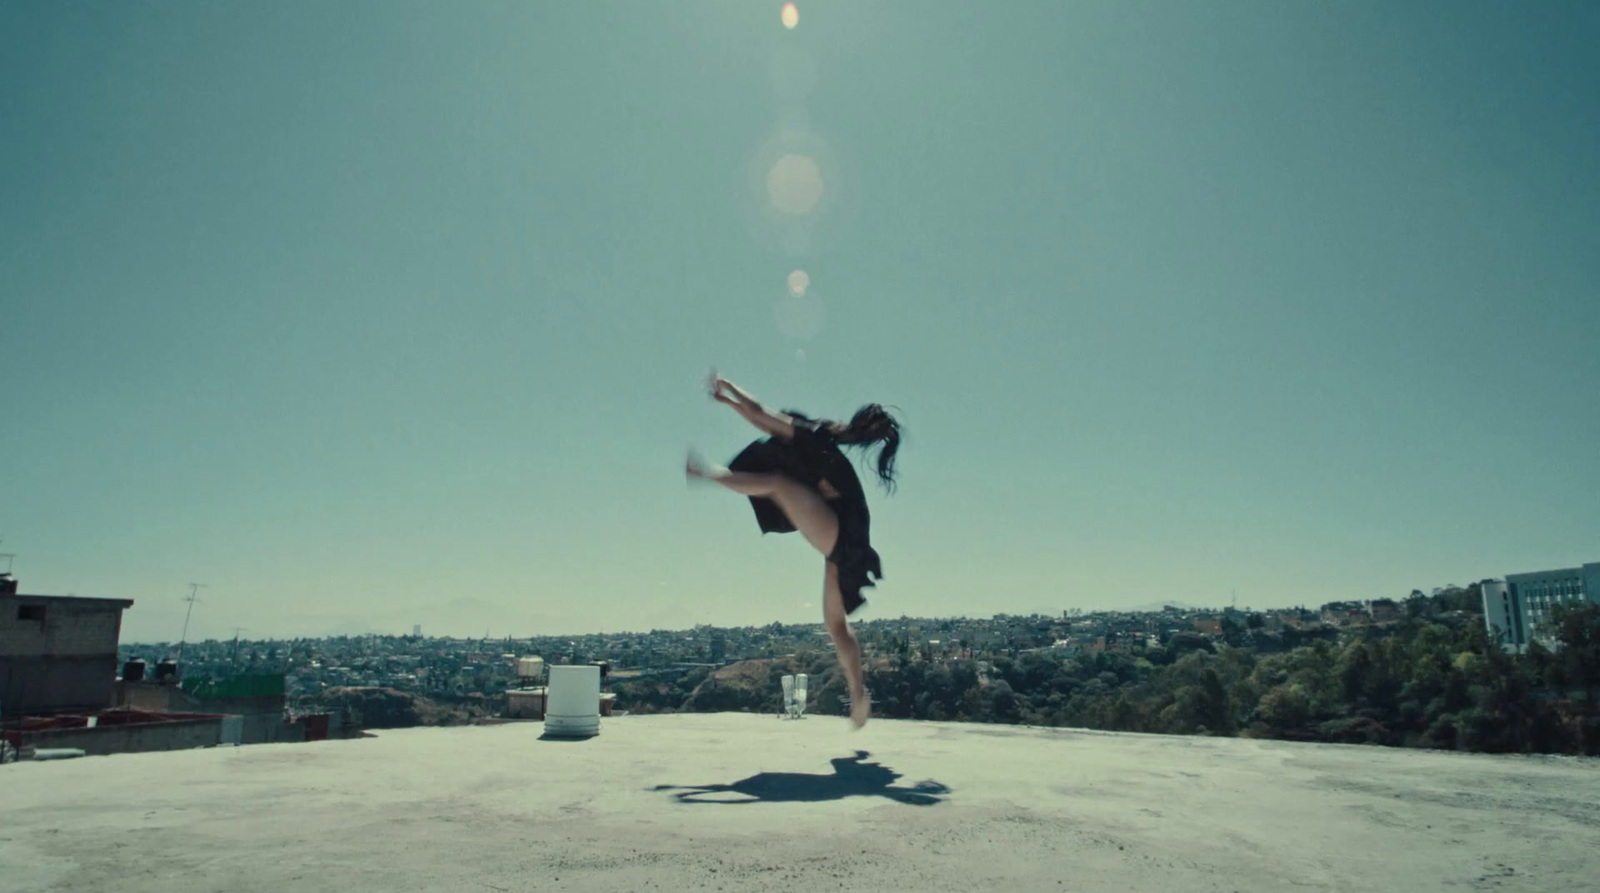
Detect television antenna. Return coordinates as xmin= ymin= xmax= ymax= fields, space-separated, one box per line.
xmin=231 ymin=627 xmax=250 ymax=664
xmin=176 ymin=583 xmax=206 ymax=666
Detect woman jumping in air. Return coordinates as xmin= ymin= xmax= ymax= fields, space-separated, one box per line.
xmin=686 ymin=371 xmax=903 ymax=729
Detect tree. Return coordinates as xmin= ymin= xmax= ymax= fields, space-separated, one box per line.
xmin=1163 ymin=632 xmax=1214 ymax=663
xmin=1220 ymin=614 xmax=1249 ymax=647
xmin=987 ymin=680 xmax=1022 ymax=723
xmin=1255 ymin=685 xmax=1310 ymax=733
xmin=1551 ymin=604 xmax=1600 ymax=705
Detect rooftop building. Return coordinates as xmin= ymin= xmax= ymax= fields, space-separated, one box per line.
xmin=1 ymin=583 xmax=134 ymax=716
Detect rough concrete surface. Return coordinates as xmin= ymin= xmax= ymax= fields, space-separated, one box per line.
xmin=2 ymin=713 xmax=1597 ymax=892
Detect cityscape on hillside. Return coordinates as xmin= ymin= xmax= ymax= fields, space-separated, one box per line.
xmin=118 ymin=586 xmax=1480 ymax=699
xmin=8 ymin=556 xmax=1596 ymax=757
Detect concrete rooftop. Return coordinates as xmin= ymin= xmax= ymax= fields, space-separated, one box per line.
xmin=3 ymin=713 xmax=1597 ymax=892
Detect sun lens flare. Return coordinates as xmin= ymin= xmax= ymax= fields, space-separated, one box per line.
xmin=766 ymin=154 xmax=823 ymax=216
xmin=781 ymin=3 xmax=799 ymax=29
xmin=774 ymin=291 xmax=825 ymax=340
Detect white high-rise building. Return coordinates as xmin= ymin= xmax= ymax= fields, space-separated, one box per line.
xmin=1482 ymin=562 xmax=1599 ymax=652
xmin=413 ymin=624 xmax=422 ymax=637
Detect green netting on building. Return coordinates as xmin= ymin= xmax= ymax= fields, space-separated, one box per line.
xmin=182 ymin=673 xmax=285 ymax=699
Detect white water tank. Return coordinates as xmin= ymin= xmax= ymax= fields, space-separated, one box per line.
xmin=517 ymin=657 xmax=545 ymax=680
xmin=544 ymin=664 xmax=600 ymax=738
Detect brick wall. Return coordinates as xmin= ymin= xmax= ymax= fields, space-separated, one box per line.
xmin=1 ymin=596 xmax=130 ymax=715
xmin=1 ymin=654 xmax=120 ymax=715
xmin=15 ymin=716 xmax=224 ymax=756
xmin=0 ymin=598 xmax=125 ymax=657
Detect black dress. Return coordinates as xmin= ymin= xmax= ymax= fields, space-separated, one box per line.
xmin=726 ymin=411 xmax=883 ymax=615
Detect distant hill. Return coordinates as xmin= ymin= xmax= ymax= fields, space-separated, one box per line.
xmin=302 ymin=686 xmax=495 ymax=729
xmin=609 ymin=656 xmax=846 ymax=716
xmin=679 ymin=658 xmax=793 ymax=713
xmin=1124 ymin=600 xmax=1213 ymax=614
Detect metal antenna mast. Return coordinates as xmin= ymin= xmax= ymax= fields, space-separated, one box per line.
xmin=177 ymin=583 xmax=207 ymax=666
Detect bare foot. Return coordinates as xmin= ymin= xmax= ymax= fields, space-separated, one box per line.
xmin=850 ymin=690 xmax=870 ymax=730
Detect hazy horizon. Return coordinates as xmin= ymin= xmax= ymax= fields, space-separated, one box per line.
xmin=5 ymin=1 xmax=1597 ymax=642
xmin=109 ymin=596 xmax=1457 ymax=648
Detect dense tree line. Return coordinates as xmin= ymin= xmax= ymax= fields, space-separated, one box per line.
xmin=612 ymin=594 xmax=1600 ymax=756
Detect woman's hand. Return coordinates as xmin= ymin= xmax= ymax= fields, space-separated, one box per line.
xmin=707 ymin=369 xmax=738 ymax=405
xmin=705 ymin=374 xmax=793 ymax=439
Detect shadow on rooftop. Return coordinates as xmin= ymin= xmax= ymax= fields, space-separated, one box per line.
xmin=652 ymin=750 xmax=951 ymax=806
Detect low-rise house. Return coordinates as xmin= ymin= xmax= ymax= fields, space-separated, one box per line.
xmin=2 ymin=587 xmax=134 ymax=715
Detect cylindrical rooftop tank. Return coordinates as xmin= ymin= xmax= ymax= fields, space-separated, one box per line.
xmin=122 ymin=659 xmax=147 ymax=682
xmin=543 ymin=664 xmax=600 ymax=738
xmin=154 ymin=659 xmax=179 ymax=682
xmin=517 ymin=656 xmax=545 ymax=679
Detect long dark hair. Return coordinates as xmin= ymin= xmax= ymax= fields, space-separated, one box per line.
xmin=833 ymin=403 xmax=903 ymax=494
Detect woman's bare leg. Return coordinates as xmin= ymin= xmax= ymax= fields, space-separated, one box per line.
xmin=687 ymin=457 xmax=839 ymax=557
xmin=824 ymin=562 xmax=870 ymax=729
xmin=687 ymin=454 xmax=862 ymax=724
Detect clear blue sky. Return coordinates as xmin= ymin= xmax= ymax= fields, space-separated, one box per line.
xmin=4 ymin=2 xmax=1596 ymax=643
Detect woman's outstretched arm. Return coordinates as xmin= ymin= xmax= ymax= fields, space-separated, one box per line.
xmin=709 ymin=371 xmax=795 ymax=440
